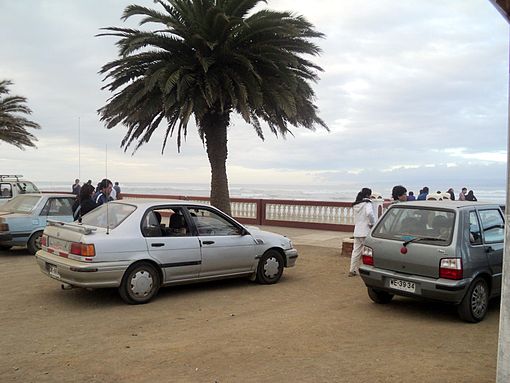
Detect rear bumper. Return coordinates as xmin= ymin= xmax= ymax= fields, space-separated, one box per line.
xmin=359 ymin=265 xmax=470 ymax=304
xmin=285 ymin=248 xmax=298 ymax=267
xmin=35 ymin=250 xmax=130 ymax=288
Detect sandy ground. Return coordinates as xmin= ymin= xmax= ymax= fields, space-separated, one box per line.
xmin=0 ymin=244 xmax=499 ymax=383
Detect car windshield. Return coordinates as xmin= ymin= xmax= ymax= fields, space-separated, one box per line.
xmin=372 ymin=206 xmax=455 ymax=245
xmin=81 ymin=203 xmax=136 ymax=229
xmin=0 ymin=195 xmax=41 ymax=213
xmin=16 ymin=182 xmax=39 ymax=193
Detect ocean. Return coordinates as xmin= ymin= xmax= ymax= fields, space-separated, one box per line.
xmin=36 ymin=181 xmax=507 ymax=204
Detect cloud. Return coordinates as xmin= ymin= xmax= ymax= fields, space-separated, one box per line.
xmin=0 ymin=0 xmax=507 ymax=191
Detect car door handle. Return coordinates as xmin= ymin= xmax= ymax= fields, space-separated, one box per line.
xmin=485 ymin=246 xmax=494 ymax=253
xmin=151 ymin=243 xmax=165 ymax=247
xmin=202 ymin=241 xmax=215 ymax=245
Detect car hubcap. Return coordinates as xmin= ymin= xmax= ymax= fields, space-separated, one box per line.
xmin=130 ymin=270 xmax=153 ymax=297
xmin=264 ymin=257 xmax=280 ymax=279
xmin=471 ymin=283 xmax=488 ymax=318
xmin=35 ymin=235 xmax=42 ymax=250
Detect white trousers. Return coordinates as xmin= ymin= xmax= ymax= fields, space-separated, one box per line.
xmin=349 ymin=237 xmax=366 ymax=273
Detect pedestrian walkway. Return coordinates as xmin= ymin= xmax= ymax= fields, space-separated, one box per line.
xmin=258 ymin=225 xmax=352 ymax=249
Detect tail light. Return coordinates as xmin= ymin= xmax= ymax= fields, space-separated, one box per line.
xmin=362 ymin=246 xmax=374 ymax=266
xmin=40 ymin=234 xmax=48 ymax=248
xmin=70 ymin=243 xmax=95 ymax=257
xmin=439 ymin=258 xmax=463 ymax=280
xmin=0 ymin=223 xmax=9 ymax=231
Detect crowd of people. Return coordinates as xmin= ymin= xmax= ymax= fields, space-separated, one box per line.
xmin=347 ymin=184 xmax=479 ymax=277
xmin=71 ymin=178 xmax=121 ymax=220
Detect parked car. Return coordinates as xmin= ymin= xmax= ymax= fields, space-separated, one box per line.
xmin=359 ymin=200 xmax=504 ymax=322
xmin=35 ymin=200 xmax=298 ymax=304
xmin=0 ymin=175 xmax=40 ymax=206
xmin=0 ymin=193 xmax=76 ymax=254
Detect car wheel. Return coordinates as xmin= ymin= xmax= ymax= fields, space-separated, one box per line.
xmin=27 ymin=231 xmax=43 ymax=255
xmin=256 ymin=249 xmax=284 ymax=284
xmin=119 ymin=262 xmax=161 ymax=304
xmin=367 ymin=287 xmax=394 ymax=304
xmin=0 ymin=244 xmax=12 ymax=250
xmin=458 ymin=277 xmax=489 ymax=323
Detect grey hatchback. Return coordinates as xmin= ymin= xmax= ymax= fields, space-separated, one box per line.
xmin=359 ymin=201 xmax=504 ymax=322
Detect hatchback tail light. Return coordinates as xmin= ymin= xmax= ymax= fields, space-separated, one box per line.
xmin=439 ymin=258 xmax=463 ymax=280
xmin=0 ymin=223 xmax=9 ymax=231
xmin=70 ymin=243 xmax=95 ymax=257
xmin=362 ymin=246 xmax=374 ymax=266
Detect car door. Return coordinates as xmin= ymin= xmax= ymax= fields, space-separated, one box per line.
xmin=40 ymin=197 xmax=75 ymax=224
xmin=478 ymin=208 xmax=504 ymax=293
xmin=185 ymin=206 xmax=257 ymax=278
xmin=142 ymin=207 xmax=201 ymax=282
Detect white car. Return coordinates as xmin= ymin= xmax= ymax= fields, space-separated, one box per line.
xmin=0 ymin=175 xmax=40 ymax=206
xmin=35 ymin=200 xmax=298 ymax=304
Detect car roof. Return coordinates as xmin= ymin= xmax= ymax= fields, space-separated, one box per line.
xmin=110 ymin=199 xmax=210 ymax=209
xmin=390 ymin=200 xmax=500 ymax=210
xmin=19 ymin=193 xmax=73 ymax=198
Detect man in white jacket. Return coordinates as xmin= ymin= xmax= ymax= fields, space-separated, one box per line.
xmin=349 ymin=188 xmax=376 ymax=277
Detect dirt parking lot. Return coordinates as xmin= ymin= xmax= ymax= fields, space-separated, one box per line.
xmin=0 ymin=243 xmax=499 ymax=383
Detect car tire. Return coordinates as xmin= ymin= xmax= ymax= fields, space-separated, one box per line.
xmin=256 ymin=249 xmax=284 ymax=284
xmin=27 ymin=231 xmax=43 ymax=255
xmin=0 ymin=244 xmax=12 ymax=250
xmin=367 ymin=287 xmax=394 ymax=304
xmin=457 ymin=277 xmax=489 ymax=323
xmin=119 ymin=262 xmax=161 ymax=304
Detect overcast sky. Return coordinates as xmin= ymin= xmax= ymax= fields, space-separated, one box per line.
xmin=0 ymin=0 xmax=508 ymax=192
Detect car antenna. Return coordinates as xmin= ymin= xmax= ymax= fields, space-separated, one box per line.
xmin=105 ymin=144 xmax=110 ymax=235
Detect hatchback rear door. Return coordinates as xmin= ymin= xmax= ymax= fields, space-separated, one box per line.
xmin=370 ymin=206 xmax=456 ymax=278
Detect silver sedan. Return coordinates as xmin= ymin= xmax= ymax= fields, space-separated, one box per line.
xmin=35 ymin=200 xmax=298 ymax=304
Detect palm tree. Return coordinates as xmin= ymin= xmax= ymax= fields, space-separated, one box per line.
xmin=98 ymin=0 xmax=327 ymax=214
xmin=0 ymin=80 xmax=40 ymax=149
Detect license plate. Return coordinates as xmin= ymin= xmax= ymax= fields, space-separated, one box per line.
xmin=47 ymin=263 xmax=60 ymax=279
xmin=49 ymin=238 xmax=67 ymax=251
xmin=389 ymin=278 xmax=415 ymax=293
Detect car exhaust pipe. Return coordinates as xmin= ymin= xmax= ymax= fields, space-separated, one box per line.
xmin=61 ymin=283 xmax=74 ymax=290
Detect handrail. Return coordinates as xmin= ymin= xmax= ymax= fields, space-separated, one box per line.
xmin=41 ymin=191 xmax=389 ymax=232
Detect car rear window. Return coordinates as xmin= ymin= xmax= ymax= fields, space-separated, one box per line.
xmin=81 ymin=203 xmax=136 ymax=229
xmin=372 ymin=206 xmax=455 ymax=245
xmin=0 ymin=195 xmax=41 ymax=213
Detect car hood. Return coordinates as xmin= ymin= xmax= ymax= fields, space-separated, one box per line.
xmin=246 ymin=226 xmax=293 ymax=249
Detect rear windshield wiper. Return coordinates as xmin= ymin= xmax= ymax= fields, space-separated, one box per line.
xmin=402 ymin=237 xmax=445 ymax=247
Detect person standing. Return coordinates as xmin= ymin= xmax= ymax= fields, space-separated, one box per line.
xmin=349 ymin=188 xmax=376 ymax=277
xmin=465 ymin=190 xmax=478 ymax=201
xmin=72 ymin=179 xmax=81 ymax=196
xmin=459 ymin=187 xmax=467 ymax=201
xmin=417 ymin=187 xmax=429 ymax=200
xmin=447 ymin=188 xmax=455 ymax=201
xmin=113 ymin=182 xmax=121 ymax=196
xmin=94 ymin=178 xmax=113 ymax=206
xmin=73 ymin=183 xmax=98 ymax=220
xmin=407 ymin=191 xmax=416 ymax=201
xmin=392 ymin=185 xmax=408 ymax=202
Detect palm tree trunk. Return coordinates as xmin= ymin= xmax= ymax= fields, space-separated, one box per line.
xmin=202 ymin=112 xmax=231 ymax=215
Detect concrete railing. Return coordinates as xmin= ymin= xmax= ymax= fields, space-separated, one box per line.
xmin=42 ymin=191 xmax=388 ymax=232
xmin=120 ymin=193 xmax=388 ymax=232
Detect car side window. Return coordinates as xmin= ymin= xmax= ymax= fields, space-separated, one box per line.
xmin=187 ymin=207 xmax=242 ymax=236
xmin=0 ymin=183 xmax=12 ymax=198
xmin=41 ymin=198 xmax=71 ymax=216
xmin=478 ymin=209 xmax=504 ymax=244
xmin=468 ymin=211 xmax=482 ymax=245
xmin=141 ymin=207 xmax=190 ymax=237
